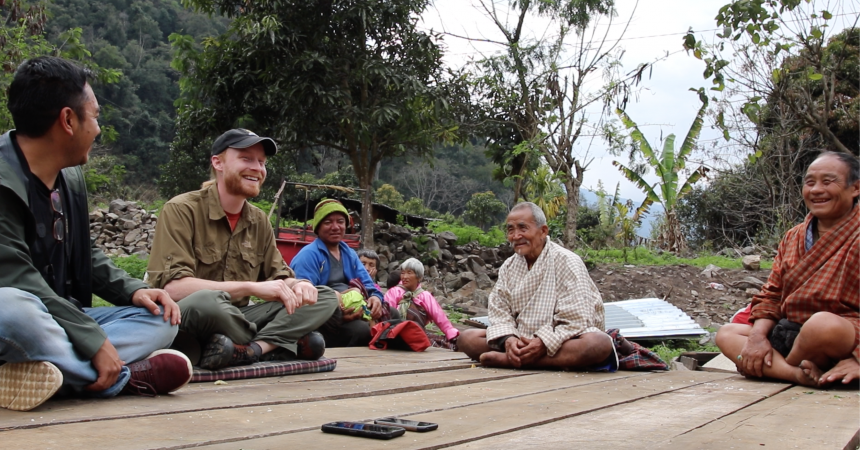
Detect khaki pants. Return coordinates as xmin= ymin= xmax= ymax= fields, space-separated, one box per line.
xmin=173 ymin=286 xmax=338 ymax=365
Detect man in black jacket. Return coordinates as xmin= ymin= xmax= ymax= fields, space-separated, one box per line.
xmin=0 ymin=56 xmax=192 ymax=412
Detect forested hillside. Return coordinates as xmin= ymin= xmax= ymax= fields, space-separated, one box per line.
xmin=44 ymin=0 xmax=229 ymax=185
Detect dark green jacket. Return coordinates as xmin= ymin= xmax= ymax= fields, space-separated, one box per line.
xmin=0 ymin=130 xmax=148 ymax=359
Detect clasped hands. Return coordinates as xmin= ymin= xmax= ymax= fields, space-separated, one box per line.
xmin=504 ymin=335 xmax=547 ymax=368
xmin=252 ymin=279 xmax=318 ymax=314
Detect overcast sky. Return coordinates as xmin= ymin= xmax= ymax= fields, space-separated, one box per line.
xmin=418 ymin=0 xmax=857 ymax=203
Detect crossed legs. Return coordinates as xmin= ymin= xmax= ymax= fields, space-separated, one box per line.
xmin=715 ymin=312 xmax=857 ymax=386
xmin=458 ymin=328 xmax=613 ymax=370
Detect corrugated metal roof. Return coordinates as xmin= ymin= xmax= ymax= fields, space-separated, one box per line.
xmin=466 ymin=298 xmax=707 ymax=341
xmin=604 ymin=298 xmax=708 ymax=340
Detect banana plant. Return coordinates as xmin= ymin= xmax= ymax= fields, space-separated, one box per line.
xmin=612 ymin=91 xmax=710 ymax=252
xmin=523 ymin=164 xmax=567 ymax=220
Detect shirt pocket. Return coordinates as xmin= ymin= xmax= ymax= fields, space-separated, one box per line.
xmin=194 ymin=244 xmax=227 ymax=280
xmin=238 ymin=248 xmax=265 ymax=281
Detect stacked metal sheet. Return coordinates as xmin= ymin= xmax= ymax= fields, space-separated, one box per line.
xmin=466 ymin=298 xmax=707 ymax=341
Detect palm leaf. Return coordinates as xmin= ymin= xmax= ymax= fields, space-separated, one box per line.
xmin=612 ymin=161 xmax=661 ymax=205
xmin=616 ymin=108 xmax=659 ymax=170
xmin=660 ymin=134 xmax=678 ymax=207
xmin=676 ymin=166 xmax=707 ymax=199
xmin=677 ymin=96 xmax=708 ymax=171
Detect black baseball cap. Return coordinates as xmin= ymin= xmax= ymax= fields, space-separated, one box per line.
xmin=211 ymin=129 xmax=278 ymax=156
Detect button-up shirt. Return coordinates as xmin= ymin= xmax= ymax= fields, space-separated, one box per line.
xmin=146 ymin=182 xmax=294 ymax=307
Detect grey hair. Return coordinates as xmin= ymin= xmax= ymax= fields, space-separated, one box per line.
xmin=399 ymin=258 xmax=425 ymax=280
xmin=511 ymin=202 xmax=547 ymax=227
xmin=356 ymin=248 xmax=379 ymax=264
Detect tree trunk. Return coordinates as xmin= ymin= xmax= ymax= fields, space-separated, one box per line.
xmin=359 ymin=176 xmax=374 ymax=249
xmin=562 ymin=176 xmax=581 ymax=249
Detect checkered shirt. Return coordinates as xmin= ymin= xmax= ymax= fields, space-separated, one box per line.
xmin=751 ymin=207 xmax=860 ymax=360
xmin=487 ymin=239 xmax=605 ymax=356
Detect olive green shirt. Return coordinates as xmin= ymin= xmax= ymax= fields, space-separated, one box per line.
xmin=146 ymin=183 xmax=294 ymax=307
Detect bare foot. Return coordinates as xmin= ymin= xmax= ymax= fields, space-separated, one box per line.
xmin=796 ymin=360 xmax=823 ymax=387
xmin=479 ymin=351 xmax=514 ymax=368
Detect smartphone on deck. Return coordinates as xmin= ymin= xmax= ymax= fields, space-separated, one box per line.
xmin=320 ymin=421 xmax=405 ymax=439
xmin=374 ymin=417 xmax=439 ymax=432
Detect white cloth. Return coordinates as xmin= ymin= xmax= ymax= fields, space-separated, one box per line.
xmin=486 ymin=238 xmax=605 ymax=356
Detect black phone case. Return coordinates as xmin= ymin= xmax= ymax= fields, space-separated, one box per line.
xmin=374 ymin=417 xmax=439 ymax=432
xmin=320 ymin=421 xmax=406 ymax=440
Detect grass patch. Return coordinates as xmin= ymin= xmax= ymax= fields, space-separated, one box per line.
xmin=443 ymin=305 xmax=466 ymax=323
xmin=110 ymin=255 xmax=149 ymax=280
xmin=428 ymin=222 xmax=506 ymax=247
xmin=579 ymin=247 xmax=773 ymax=270
xmin=647 ymin=338 xmax=721 ymax=365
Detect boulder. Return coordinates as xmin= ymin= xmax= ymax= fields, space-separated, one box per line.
xmin=741 ymin=246 xmax=756 ymax=255
xmin=742 ymin=255 xmax=761 ymax=271
xmin=467 ymin=256 xmax=487 ymax=275
xmin=700 ymin=264 xmax=721 ymax=278
xmin=454 ymin=280 xmax=478 ymax=300
xmin=108 ymin=199 xmax=128 ymax=215
xmin=123 ymin=229 xmax=142 ymax=245
xmin=437 ymin=231 xmax=458 ymax=244
xmin=475 ymin=273 xmax=493 ymax=290
xmin=426 ymin=238 xmax=441 ymax=254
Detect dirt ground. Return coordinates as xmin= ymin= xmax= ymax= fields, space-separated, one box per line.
xmin=589 ymin=263 xmax=773 ymax=328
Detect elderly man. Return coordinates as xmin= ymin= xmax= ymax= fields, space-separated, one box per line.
xmin=291 ymin=199 xmax=386 ymax=347
xmin=0 ymin=57 xmax=191 ymax=411
xmin=458 ymin=202 xmax=616 ymax=370
xmin=716 ymin=152 xmax=859 ymax=387
xmin=146 ymin=129 xmax=337 ymax=370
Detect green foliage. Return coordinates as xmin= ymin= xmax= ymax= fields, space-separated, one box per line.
xmin=400 ymin=197 xmax=441 ymax=218
xmin=110 ymin=255 xmax=148 ymax=280
xmin=613 ymin=91 xmax=709 ymax=253
xmin=523 ymin=165 xmax=566 ymax=220
xmin=375 ymin=184 xmax=405 ymax=209
xmin=83 ymin=154 xmax=127 ymax=205
xmin=683 ymin=1 xmax=856 ymax=154
xmin=579 ymin=247 xmax=773 ymax=270
xmin=428 ymin=221 xmax=506 ymax=247
xmin=168 ymin=0 xmax=466 ymax=247
xmin=464 ymin=191 xmax=507 ymax=231
xmin=649 ymin=340 xmax=721 ymax=366
xmin=44 ymin=0 xmax=230 ymax=185
xmin=0 ymin=2 xmax=121 ymax=131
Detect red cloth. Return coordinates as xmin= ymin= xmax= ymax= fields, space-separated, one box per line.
xmin=732 ymin=304 xmax=752 ymax=325
xmin=225 ymin=210 xmax=241 ymax=231
xmin=750 ymin=207 xmax=860 ymax=360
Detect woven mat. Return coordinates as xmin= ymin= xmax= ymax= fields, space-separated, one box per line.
xmin=191 ymin=358 xmax=337 ymax=383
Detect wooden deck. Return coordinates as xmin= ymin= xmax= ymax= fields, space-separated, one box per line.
xmin=1 ymin=348 xmax=857 ymax=449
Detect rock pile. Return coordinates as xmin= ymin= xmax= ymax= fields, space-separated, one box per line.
xmin=370 ymin=222 xmax=514 ymax=314
xmin=90 ymin=200 xmax=158 ymax=257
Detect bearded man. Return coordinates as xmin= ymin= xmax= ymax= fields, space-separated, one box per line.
xmin=716 ymin=152 xmax=860 ymax=387
xmin=146 ymin=129 xmax=336 ymax=370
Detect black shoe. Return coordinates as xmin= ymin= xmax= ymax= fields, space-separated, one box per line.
xmin=198 ymin=334 xmax=260 ymax=370
xmin=259 ymin=331 xmax=326 ymax=362
xmin=296 ymin=331 xmax=326 ymax=360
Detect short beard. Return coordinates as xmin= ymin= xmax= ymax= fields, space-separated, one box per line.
xmin=224 ymin=169 xmax=262 ymax=198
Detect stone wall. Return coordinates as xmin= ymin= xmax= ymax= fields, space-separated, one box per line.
xmin=90 ymin=200 xmax=157 ymax=257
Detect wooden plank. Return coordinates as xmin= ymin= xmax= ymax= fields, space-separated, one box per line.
xmin=0 ymin=364 xmax=521 ymax=431
xmin=195 ymin=371 xmax=730 ymax=450
xmin=443 ymin=375 xmax=791 ymax=449
xmin=663 ymin=385 xmax=860 ymax=449
xmin=0 ymin=369 xmax=645 ymax=449
xmin=0 ymin=348 xmax=471 ymax=429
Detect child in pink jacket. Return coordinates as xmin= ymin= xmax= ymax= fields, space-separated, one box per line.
xmin=383 ymin=258 xmax=459 ymax=349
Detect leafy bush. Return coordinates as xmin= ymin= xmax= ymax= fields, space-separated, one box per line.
xmin=578 ymin=247 xmax=773 ymax=269
xmin=428 ymin=221 xmax=506 ymax=247
xmin=111 ymin=255 xmax=149 ymax=280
